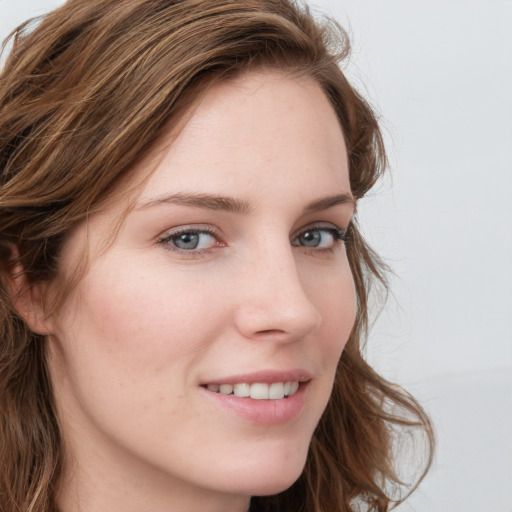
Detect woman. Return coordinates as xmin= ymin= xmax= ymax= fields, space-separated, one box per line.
xmin=0 ymin=1 xmax=433 ymax=511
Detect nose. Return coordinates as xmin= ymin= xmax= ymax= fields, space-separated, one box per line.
xmin=233 ymin=241 xmax=322 ymax=343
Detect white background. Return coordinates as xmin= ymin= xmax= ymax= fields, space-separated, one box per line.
xmin=1 ymin=1 xmax=511 ymax=510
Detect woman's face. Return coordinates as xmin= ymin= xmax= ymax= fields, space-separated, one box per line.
xmin=47 ymin=70 xmax=356 ymax=511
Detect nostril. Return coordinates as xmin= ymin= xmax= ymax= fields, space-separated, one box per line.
xmin=255 ymin=329 xmax=286 ymax=336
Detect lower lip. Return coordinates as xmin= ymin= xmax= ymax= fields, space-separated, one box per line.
xmin=201 ymin=383 xmax=308 ymax=425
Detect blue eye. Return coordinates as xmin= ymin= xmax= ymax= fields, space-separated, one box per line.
xmin=159 ymin=228 xmax=219 ymax=252
xmin=292 ymin=226 xmax=346 ymax=250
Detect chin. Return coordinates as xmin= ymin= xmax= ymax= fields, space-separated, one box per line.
xmin=248 ymin=470 xmax=304 ymax=497
xmin=218 ymin=447 xmax=308 ymax=497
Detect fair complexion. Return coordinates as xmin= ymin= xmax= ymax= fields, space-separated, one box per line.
xmin=43 ymin=70 xmax=356 ymax=512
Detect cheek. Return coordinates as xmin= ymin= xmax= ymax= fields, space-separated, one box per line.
xmin=48 ymin=259 xmax=232 ymax=455
xmin=51 ymin=258 xmax=226 ymax=402
xmin=304 ymin=266 xmax=356 ymax=405
xmin=306 ymin=261 xmax=357 ymax=354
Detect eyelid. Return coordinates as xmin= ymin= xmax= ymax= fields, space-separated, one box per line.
xmin=155 ymin=221 xmax=349 ymax=259
xmin=157 ymin=224 xmax=224 ymax=256
xmin=293 ymin=222 xmax=348 ymax=239
xmin=291 ymin=222 xmax=349 ymax=252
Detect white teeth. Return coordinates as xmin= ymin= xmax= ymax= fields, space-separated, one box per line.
xmin=233 ymin=383 xmax=251 ymax=397
xmin=269 ymin=382 xmax=285 ymax=399
xmin=219 ymin=384 xmax=233 ymax=395
xmin=250 ymin=383 xmax=269 ymax=400
xmin=206 ymin=381 xmax=300 ymax=399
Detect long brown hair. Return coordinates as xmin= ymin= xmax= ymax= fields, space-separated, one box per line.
xmin=0 ymin=1 xmax=433 ymax=511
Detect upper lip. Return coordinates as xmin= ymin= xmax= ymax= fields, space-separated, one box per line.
xmin=201 ymin=369 xmax=312 ymax=386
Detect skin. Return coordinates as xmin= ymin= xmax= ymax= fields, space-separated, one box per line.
xmin=42 ymin=70 xmax=357 ymax=512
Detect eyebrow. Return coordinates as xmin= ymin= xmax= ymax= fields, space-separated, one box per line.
xmin=137 ymin=192 xmax=356 ymax=214
xmin=138 ymin=193 xmax=250 ymax=214
xmin=304 ymin=193 xmax=356 ymax=213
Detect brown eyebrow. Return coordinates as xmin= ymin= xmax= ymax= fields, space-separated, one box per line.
xmin=137 ymin=193 xmax=251 ymax=214
xmin=137 ymin=192 xmax=355 ymax=215
xmin=304 ymin=193 xmax=356 ymax=213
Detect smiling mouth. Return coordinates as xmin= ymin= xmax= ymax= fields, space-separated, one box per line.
xmin=204 ymin=381 xmax=300 ymax=400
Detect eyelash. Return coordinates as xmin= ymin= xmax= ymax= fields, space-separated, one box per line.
xmin=157 ymin=225 xmax=222 ymax=257
xmin=292 ymin=224 xmax=348 ymax=253
xmin=157 ymin=223 xmax=349 ymax=257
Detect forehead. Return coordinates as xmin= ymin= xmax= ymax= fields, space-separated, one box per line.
xmin=135 ymin=70 xmax=349 ymax=204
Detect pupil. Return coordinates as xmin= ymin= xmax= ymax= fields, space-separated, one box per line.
xmin=301 ymin=230 xmax=320 ymax=247
xmin=175 ymin=233 xmax=199 ymax=249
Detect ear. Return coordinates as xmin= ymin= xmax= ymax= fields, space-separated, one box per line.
xmin=4 ymin=246 xmax=54 ymax=336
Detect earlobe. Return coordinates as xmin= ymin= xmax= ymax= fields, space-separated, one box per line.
xmin=4 ymin=247 xmax=53 ymax=336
